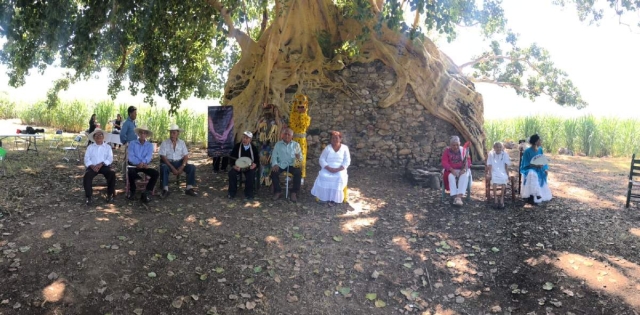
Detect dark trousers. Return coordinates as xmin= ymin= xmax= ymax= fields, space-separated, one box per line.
xmin=228 ymin=168 xmax=256 ymax=198
xmin=213 ymin=156 xmax=228 ymax=172
xmin=270 ymin=166 xmax=301 ymax=194
xmin=160 ymin=160 xmax=196 ymax=188
xmin=127 ymin=165 xmax=159 ymax=194
xmin=83 ymin=165 xmax=116 ymax=198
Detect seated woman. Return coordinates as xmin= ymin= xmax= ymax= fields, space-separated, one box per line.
xmin=311 ymin=131 xmax=351 ymax=207
xmin=486 ymin=141 xmax=511 ymax=209
xmin=113 ymin=113 xmax=122 ymax=134
xmin=520 ymin=134 xmax=552 ymax=205
xmin=442 ymin=136 xmax=471 ymax=206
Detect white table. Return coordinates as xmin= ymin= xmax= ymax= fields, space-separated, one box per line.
xmin=0 ymin=134 xmax=44 ymax=154
xmin=105 ymin=133 xmax=122 ymax=145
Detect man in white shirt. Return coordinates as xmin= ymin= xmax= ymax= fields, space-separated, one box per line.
xmin=83 ymin=128 xmax=116 ymax=205
xmin=159 ymin=124 xmax=197 ymax=197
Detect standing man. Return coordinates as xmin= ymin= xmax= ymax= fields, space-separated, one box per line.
xmin=270 ymin=128 xmax=302 ymax=202
xmin=227 ymin=131 xmax=259 ymax=200
xmin=83 ymin=128 xmax=116 ymax=205
xmin=159 ymin=124 xmax=198 ymax=198
xmin=120 ymin=106 xmax=138 ymax=145
xmin=127 ymin=126 xmax=159 ymax=203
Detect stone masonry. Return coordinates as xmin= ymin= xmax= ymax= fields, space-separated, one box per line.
xmin=288 ymin=61 xmax=466 ymax=170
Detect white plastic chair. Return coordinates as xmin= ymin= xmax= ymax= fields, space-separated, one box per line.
xmin=62 ymin=135 xmax=84 ymax=162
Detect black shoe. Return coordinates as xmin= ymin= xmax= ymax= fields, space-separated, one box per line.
xmin=185 ymin=189 xmax=198 ymax=197
xmin=85 ymin=197 xmax=92 ymax=205
xmin=161 ymin=190 xmax=170 ymax=198
xmin=127 ymin=193 xmax=136 ymax=201
xmin=141 ymin=192 xmax=151 ymax=203
xmin=244 ymin=196 xmax=254 ymax=201
xmin=106 ymin=195 xmax=114 ymax=203
xmin=227 ymin=194 xmax=235 ymax=199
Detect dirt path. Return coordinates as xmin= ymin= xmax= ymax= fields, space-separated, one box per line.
xmin=0 ymin=145 xmax=638 ymax=315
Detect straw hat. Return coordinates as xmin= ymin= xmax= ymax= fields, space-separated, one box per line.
xmin=88 ymin=128 xmax=106 ymax=143
xmin=168 ymin=124 xmax=184 ymax=132
xmin=134 ymin=126 xmax=153 ymax=137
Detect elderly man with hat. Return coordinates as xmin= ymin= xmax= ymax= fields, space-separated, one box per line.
xmin=159 ymin=124 xmax=198 ymax=197
xmin=83 ymin=128 xmax=116 ymax=205
xmin=127 ymin=125 xmax=159 ymax=203
xmin=227 ymin=131 xmax=259 ymax=200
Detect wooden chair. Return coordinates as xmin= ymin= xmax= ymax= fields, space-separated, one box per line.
xmin=485 ymin=147 xmax=524 ymax=204
xmin=485 ymin=172 xmax=517 ymax=204
xmin=626 ymin=153 xmax=640 ymax=208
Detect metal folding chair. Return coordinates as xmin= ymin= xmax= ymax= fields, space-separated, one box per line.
xmin=62 ymin=135 xmax=84 ymax=162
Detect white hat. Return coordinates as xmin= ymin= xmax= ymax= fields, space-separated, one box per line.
xmin=243 ymin=131 xmax=253 ymax=138
xmin=88 ymin=128 xmax=106 ymax=143
xmin=134 ymin=126 xmax=153 ymax=138
xmin=168 ymin=124 xmax=184 ymax=132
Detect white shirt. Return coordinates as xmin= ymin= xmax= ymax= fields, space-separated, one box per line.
xmin=84 ymin=142 xmax=114 ymax=168
xmin=159 ymin=138 xmax=189 ymax=161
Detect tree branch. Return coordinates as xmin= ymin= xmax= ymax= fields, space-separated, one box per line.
xmin=206 ymin=0 xmax=255 ymax=51
xmin=368 ymin=0 xmax=382 ymax=14
xmin=412 ymin=9 xmax=420 ymax=30
xmin=459 ymin=54 xmax=541 ymax=74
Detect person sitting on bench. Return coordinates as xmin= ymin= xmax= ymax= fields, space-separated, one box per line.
xmin=126 ymin=126 xmax=159 ymax=203
xmin=158 ymin=124 xmax=198 ymax=198
xmin=83 ymin=128 xmax=115 ymax=205
xmin=227 ymin=131 xmax=259 ymax=200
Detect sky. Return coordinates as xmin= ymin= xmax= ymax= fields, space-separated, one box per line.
xmin=0 ymin=0 xmax=638 ymax=119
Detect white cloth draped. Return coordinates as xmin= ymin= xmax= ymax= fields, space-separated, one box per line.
xmin=311 ymin=144 xmax=351 ymax=203
xmin=487 ymin=151 xmax=511 ymax=185
xmin=521 ymin=171 xmax=552 ymax=203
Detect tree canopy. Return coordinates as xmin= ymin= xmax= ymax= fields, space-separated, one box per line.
xmin=1 ymin=0 xmax=627 ymax=112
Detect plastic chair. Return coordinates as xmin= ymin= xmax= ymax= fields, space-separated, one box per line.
xmin=0 ymin=147 xmax=7 ymax=176
xmin=62 ymin=135 xmax=84 ymax=162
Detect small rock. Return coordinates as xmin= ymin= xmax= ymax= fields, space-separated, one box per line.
xmin=455 ymin=296 xmax=464 ymax=304
xmin=413 ymin=268 xmax=424 ymax=276
xmin=133 ymin=287 xmax=143 ymax=294
xmin=434 ymin=283 xmax=443 ymax=288
xmin=490 ymin=305 xmax=502 ymax=313
xmin=47 ymin=272 xmax=58 ymax=280
xmin=371 ymin=270 xmax=380 ymax=279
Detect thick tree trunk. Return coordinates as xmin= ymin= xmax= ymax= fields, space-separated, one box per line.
xmin=219 ymin=0 xmax=486 ymax=161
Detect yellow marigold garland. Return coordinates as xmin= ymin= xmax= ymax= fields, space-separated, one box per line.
xmin=289 ymin=94 xmax=311 ymax=178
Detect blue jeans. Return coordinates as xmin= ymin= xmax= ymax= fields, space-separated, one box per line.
xmin=160 ymin=159 xmax=196 ymax=188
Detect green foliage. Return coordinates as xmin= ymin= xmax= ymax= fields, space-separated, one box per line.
xmin=0 ymin=95 xmax=18 ymax=119
xmin=486 ymin=115 xmax=640 ymax=157
xmin=95 ymin=100 xmax=116 ymax=130
xmin=553 ymin=0 xmax=640 ymax=27
xmin=0 ymin=0 xmax=628 ymax=112
xmin=464 ymin=38 xmax=587 ymax=108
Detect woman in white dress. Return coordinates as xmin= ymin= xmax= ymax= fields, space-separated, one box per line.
xmin=486 ymin=141 xmax=511 ymax=209
xmin=311 ymin=131 xmax=351 ymax=207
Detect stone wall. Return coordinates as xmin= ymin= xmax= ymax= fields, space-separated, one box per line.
xmin=290 ymin=61 xmax=466 ymax=170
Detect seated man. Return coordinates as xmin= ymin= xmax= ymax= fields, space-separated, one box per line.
xmin=127 ymin=126 xmax=159 ymax=203
xmin=228 ymin=131 xmax=259 ymax=200
xmin=159 ymin=124 xmax=198 ymax=197
xmin=270 ymin=128 xmax=302 ymax=202
xmin=83 ymin=128 xmax=116 ymax=205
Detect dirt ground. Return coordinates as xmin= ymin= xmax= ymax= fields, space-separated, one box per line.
xmin=1 ymin=128 xmax=640 ymax=315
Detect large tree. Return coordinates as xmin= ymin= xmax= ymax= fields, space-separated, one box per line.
xmin=0 ymin=0 xmax=619 ymax=159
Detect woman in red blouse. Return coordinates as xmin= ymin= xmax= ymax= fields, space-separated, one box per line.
xmin=441 ymin=136 xmax=472 ymax=206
